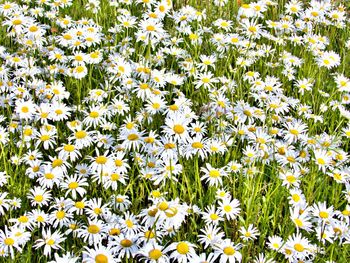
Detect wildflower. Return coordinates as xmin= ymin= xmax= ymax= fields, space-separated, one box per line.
xmin=312 ymin=202 xmax=334 ymax=224
xmin=198 ymin=225 xmax=225 ymax=249
xmin=139 ymin=243 xmax=169 ymax=263
xmin=165 ymin=241 xmax=197 ymax=263
xmin=28 ymin=187 xmax=52 ymax=207
xmin=201 ymin=163 xmax=227 ymax=187
xmin=218 ymin=197 xmax=241 ymax=220
xmin=285 ymin=233 xmax=315 ymax=260
xmin=82 ymin=244 xmax=116 ymax=263
xmin=314 ymin=149 xmax=332 ymax=173
xmin=34 ymin=229 xmax=65 ymax=257
xmin=15 ymin=100 xmax=36 ymax=120
xmin=61 ymin=175 xmax=88 ymax=199
xmin=239 ymin=224 xmax=260 ymax=241
xmin=110 ymin=233 xmax=140 ymax=259
xmin=77 ymin=219 xmax=106 ymax=245
xmin=214 ymin=239 xmax=242 ymax=263
xmin=202 ymin=205 xmax=223 ymax=225
xmin=0 ymin=227 xmax=22 ymax=259
xmin=195 ymin=72 xmax=218 ymax=90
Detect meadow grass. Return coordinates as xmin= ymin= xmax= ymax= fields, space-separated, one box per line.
xmin=0 ymin=0 xmax=350 ymax=262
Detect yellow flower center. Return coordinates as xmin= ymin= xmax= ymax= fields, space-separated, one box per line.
xmin=202 ymin=77 xmax=210 ymax=83
xmin=169 ymin=104 xmax=178 ymax=111
xmin=290 ymin=6 xmax=298 ymax=12
xmin=116 ymin=197 xmax=124 ymax=203
xmin=96 ymin=156 xmax=108 ymax=164
xmin=243 ymin=110 xmax=252 ymax=116
xmin=90 ymin=111 xmax=99 ymax=118
xmin=23 ymin=128 xmax=32 ymax=136
xmin=4 ymin=238 xmax=14 ymax=246
xmin=144 ymin=137 xmax=155 ymax=144
xmin=75 ymin=201 xmax=85 ymax=209
xmin=192 ymin=142 xmax=203 ymax=149
xmin=146 ymin=25 xmax=155 ymax=31
xmin=286 ymin=175 xmax=296 ymax=183
xmin=13 ymin=19 xmax=22 ymax=25
xmin=63 ymin=34 xmax=72 ymax=40
xmin=90 ymin=52 xmax=99 ymax=59
xmin=223 ymin=205 xmax=232 ymax=212
xmin=88 ymin=224 xmax=100 ymax=234
xmin=114 ymin=159 xmax=123 ymax=167
xmin=223 ymin=246 xmax=235 ymax=255
xmin=95 ymin=254 xmax=108 ymax=263
xmin=94 ymin=208 xmax=102 ymax=215
xmin=290 ymin=129 xmax=299 ymax=135
xmin=110 ymin=173 xmax=120 ymax=181
xmin=317 ymin=158 xmax=325 ymax=165
xmin=56 ymin=210 xmax=65 ymax=219
xmin=109 ymin=228 xmax=120 ymax=236
xmin=221 ymin=21 xmax=229 ymax=27
xmin=294 ymin=243 xmax=304 ymax=252
xmin=333 ymin=227 xmax=342 ymax=235
xmin=165 ymin=207 xmax=178 ymax=217
xmin=127 ymin=134 xmax=139 ymax=141
xmin=46 ymin=239 xmax=55 ymax=246
xmin=75 ymin=131 xmax=87 ymax=139
xmin=319 ymin=211 xmax=329 ymax=218
xmin=189 ymin=33 xmax=198 ymax=40
xmin=64 ymin=144 xmax=75 ymax=152
xmin=248 ymin=26 xmax=257 ymax=33
xmin=152 ymin=103 xmax=160 ymax=109
xmin=125 ymin=219 xmax=133 ymax=228
xmin=140 ymin=83 xmax=149 ymax=90
xmin=144 ymin=230 xmax=155 ymax=239
xmin=21 ymin=106 xmax=29 ymax=113
xmin=34 ymin=195 xmax=43 ymax=202
xmin=55 ymin=109 xmax=63 ymax=115
xmin=164 ymin=143 xmax=175 ymax=149
xmin=75 ymin=66 xmax=85 ymax=73
xmin=37 ymin=216 xmax=44 ymax=222
xmin=342 ymin=209 xmax=350 ymax=216
xmin=75 ymin=55 xmax=83 ymax=61
xmin=120 ymin=239 xmax=132 ymax=247
xmin=18 ymin=216 xmax=29 ymax=223
xmin=176 ymin=242 xmax=189 ymax=254
xmin=29 ymin=25 xmax=38 ymax=32
xmin=209 ymin=169 xmax=220 ymax=178
xmin=148 ymin=208 xmax=158 ymax=217
xmin=68 ymin=182 xmax=78 ymax=189
xmin=210 ymin=213 xmax=219 ymax=220
xmin=292 ymin=194 xmax=300 ymax=202
xmin=40 ymin=135 xmax=50 ymax=141
xmin=287 ymin=156 xmax=296 ymax=163
xmin=257 ymin=137 xmax=266 ymax=144
xmin=173 ymin=124 xmax=185 ymax=134
xmin=158 ymin=201 xmax=169 ymax=211
xmin=294 ymin=218 xmax=303 ymax=227
xmin=149 ymin=249 xmax=162 ymax=260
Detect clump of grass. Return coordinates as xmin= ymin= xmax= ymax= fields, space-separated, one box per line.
xmin=0 ymin=0 xmax=349 ymax=262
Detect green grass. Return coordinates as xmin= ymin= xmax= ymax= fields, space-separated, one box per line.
xmin=0 ymin=0 xmax=350 ymax=262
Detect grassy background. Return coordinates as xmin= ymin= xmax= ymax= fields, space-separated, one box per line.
xmin=0 ymin=0 xmax=350 ymax=262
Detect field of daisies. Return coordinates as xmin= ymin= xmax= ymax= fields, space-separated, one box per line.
xmin=0 ymin=0 xmax=350 ymax=262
